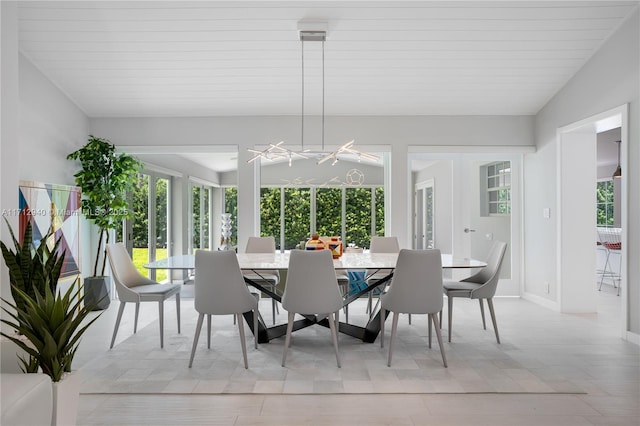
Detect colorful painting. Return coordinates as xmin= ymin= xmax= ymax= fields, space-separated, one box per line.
xmin=18 ymin=181 xmax=81 ymax=279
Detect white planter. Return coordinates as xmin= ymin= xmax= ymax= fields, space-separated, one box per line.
xmin=0 ymin=334 xmax=32 ymax=373
xmin=51 ymin=370 xmax=81 ymax=426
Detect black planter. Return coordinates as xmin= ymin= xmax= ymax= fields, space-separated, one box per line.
xmin=83 ymin=276 xmax=111 ymax=310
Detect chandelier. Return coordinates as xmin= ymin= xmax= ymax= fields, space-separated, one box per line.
xmin=248 ymin=27 xmax=379 ymax=166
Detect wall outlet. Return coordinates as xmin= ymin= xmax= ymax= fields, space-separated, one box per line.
xmin=485 ymin=233 xmax=493 ymax=240
xmin=544 ymin=281 xmax=550 ymax=294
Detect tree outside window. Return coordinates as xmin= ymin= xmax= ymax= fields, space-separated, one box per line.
xmin=596 ymin=180 xmax=615 ymax=226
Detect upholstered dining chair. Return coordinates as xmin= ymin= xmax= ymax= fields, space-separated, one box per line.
xmin=106 ymin=243 xmax=181 ymax=349
xmin=380 ymin=249 xmax=447 ymax=367
xmin=367 ymin=236 xmax=401 ymax=316
xmin=281 ymin=249 xmax=344 ymax=368
xmin=244 ymin=236 xmax=281 ymax=324
xmin=443 ymin=241 xmax=507 ymax=344
xmin=189 ymin=250 xmax=259 ymax=369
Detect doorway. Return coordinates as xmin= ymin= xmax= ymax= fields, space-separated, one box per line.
xmin=557 ymin=104 xmax=628 ymax=332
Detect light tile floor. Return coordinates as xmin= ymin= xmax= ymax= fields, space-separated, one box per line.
xmin=76 ymin=283 xmax=639 ymax=425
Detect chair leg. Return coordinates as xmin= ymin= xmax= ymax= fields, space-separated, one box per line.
xmin=207 ymin=315 xmax=212 ymax=349
xmin=408 ymin=314 xmax=412 ymax=325
xmin=487 ymin=298 xmax=500 ymax=344
xmin=428 ymin=313 xmax=432 ymax=348
xmin=479 ymin=299 xmax=486 ymax=330
xmin=133 ymin=302 xmax=140 ymax=334
xmin=431 ymin=313 xmax=448 ymax=368
xmin=387 ymin=312 xmax=400 ymax=367
xmin=367 ymin=292 xmax=373 ymax=313
xmin=448 ymin=296 xmax=453 ymax=343
xmin=335 ymin=310 xmax=340 ymax=345
xmin=328 ymin=312 xmax=341 ymax=368
xmin=272 ymin=297 xmax=276 ymax=325
xmin=189 ymin=313 xmax=204 ymax=368
xmin=176 ymin=293 xmax=181 ymax=334
xmin=110 ymin=301 xmax=126 ymax=349
xmin=158 ymin=301 xmax=164 ymax=348
xmin=380 ymin=308 xmax=385 ymax=348
xmin=281 ymin=312 xmax=295 ymax=367
xmin=237 ymin=313 xmax=249 ymax=369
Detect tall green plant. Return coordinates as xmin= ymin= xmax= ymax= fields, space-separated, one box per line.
xmin=67 ymin=135 xmax=141 ymax=277
xmin=0 ymin=217 xmax=65 ymax=315
xmin=1 ymin=284 xmax=102 ymax=381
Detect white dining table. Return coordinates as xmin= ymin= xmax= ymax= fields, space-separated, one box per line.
xmin=144 ymin=251 xmax=486 ymax=343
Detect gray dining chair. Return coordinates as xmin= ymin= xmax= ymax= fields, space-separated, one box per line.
xmin=281 ymin=249 xmax=344 ymax=368
xmin=244 ymin=236 xmax=281 ymax=324
xmin=367 ymin=236 xmax=401 ymax=317
xmin=443 ymin=241 xmax=507 ymax=344
xmin=189 ymin=250 xmax=259 ymax=369
xmin=106 ymin=243 xmax=181 ymax=349
xmin=380 ymin=249 xmax=447 ymax=367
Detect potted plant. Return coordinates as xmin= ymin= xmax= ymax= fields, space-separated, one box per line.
xmin=1 ymin=217 xmax=102 ymax=425
xmin=67 ymin=135 xmax=141 ymax=310
xmin=0 ymin=217 xmax=64 ymax=373
xmin=1 ymin=281 xmax=102 ymax=425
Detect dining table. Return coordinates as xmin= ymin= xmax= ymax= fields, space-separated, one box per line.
xmin=145 ymin=251 xmax=486 ymax=344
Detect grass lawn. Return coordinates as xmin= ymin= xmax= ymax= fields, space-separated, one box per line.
xmin=132 ymin=248 xmax=168 ymax=283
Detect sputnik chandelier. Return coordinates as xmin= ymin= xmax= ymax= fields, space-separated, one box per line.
xmin=248 ymin=27 xmax=379 ymax=166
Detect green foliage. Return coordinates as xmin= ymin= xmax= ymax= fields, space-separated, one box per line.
xmin=260 ymin=188 xmax=282 ymax=248
xmin=1 ymin=217 xmax=65 ymax=319
xmin=316 ymin=188 xmax=342 ymax=237
xmin=284 ymin=188 xmax=311 ymax=249
xmin=67 ymin=135 xmax=142 ymax=276
xmin=596 ymin=180 xmax=615 ymax=226
xmin=346 ymin=188 xmax=373 ymax=248
xmin=1 ymin=284 xmax=102 ymax=381
xmin=132 ymin=174 xmax=149 ymax=247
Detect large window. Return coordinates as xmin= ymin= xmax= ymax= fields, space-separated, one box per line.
xmin=596 ymin=180 xmax=615 ymax=226
xmin=260 ymin=185 xmax=384 ymax=250
xmin=484 ymin=161 xmax=511 ymax=215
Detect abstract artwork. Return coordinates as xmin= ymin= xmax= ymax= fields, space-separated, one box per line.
xmin=18 ymin=181 xmax=81 ymax=280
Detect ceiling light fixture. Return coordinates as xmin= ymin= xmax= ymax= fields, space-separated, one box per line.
xmin=248 ymin=26 xmax=378 ymax=166
xmin=612 ymin=140 xmax=622 ymax=179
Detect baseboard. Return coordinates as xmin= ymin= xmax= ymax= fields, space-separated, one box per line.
xmin=522 ymin=291 xmax=560 ymax=311
xmin=625 ymin=330 xmax=640 ymax=345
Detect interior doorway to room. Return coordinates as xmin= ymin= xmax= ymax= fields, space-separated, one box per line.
xmin=557 ymin=105 xmax=627 ymax=330
xmin=410 ymin=153 xmax=523 ymax=296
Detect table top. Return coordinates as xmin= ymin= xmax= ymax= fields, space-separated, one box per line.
xmin=144 ymin=251 xmax=486 ymax=270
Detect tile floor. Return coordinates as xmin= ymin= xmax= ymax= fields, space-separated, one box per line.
xmin=75 ymin=283 xmax=639 ymax=425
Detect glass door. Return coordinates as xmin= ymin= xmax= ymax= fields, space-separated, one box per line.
xmin=130 ymin=172 xmax=171 ymax=282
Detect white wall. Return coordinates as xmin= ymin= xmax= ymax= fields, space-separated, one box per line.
xmin=526 ymin=10 xmax=639 ymax=334
xmin=1 ymin=11 xmax=90 ymax=317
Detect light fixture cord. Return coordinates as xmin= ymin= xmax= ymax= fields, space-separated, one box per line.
xmin=301 ymin=38 xmax=305 ymax=151
xmin=322 ymin=39 xmax=325 ymax=151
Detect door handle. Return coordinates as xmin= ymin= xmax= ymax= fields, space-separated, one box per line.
xmin=464 ymin=228 xmax=476 ymax=233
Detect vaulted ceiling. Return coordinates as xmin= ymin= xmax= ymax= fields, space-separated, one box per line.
xmin=18 ymin=1 xmax=639 ymax=118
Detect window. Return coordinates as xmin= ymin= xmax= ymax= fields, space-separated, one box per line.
xmin=223 ymin=187 xmax=238 ymax=247
xmin=259 ymin=185 xmax=384 ymax=250
xmin=596 ymin=180 xmax=614 ymax=226
xmin=191 ymin=183 xmax=211 ymax=251
xmin=484 ymin=161 xmax=511 ymax=215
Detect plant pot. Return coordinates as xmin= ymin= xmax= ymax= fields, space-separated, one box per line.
xmin=51 ymin=370 xmax=81 ymax=426
xmin=83 ymin=276 xmax=111 ymax=310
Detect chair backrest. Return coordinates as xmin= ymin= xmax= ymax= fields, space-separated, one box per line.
xmin=282 ymin=249 xmax=343 ymax=315
xmin=464 ymin=241 xmax=507 ymax=299
xmin=194 ymin=250 xmax=257 ymax=315
xmin=369 ymin=236 xmax=400 ymax=253
xmin=246 ymin=236 xmax=276 ymax=253
xmin=106 ymin=243 xmax=156 ymax=289
xmin=382 ymin=249 xmax=443 ymax=314
xmin=244 ymin=236 xmax=279 ymax=278
xmin=597 ymin=227 xmax=621 ymax=250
